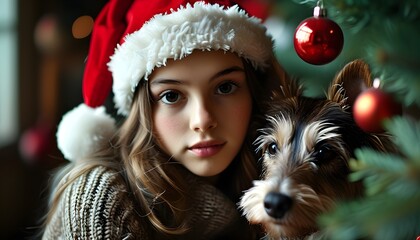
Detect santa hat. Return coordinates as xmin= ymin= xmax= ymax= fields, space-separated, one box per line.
xmin=57 ymin=0 xmax=275 ymax=161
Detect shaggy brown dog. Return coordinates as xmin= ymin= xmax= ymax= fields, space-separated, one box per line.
xmin=240 ymin=60 xmax=396 ymax=239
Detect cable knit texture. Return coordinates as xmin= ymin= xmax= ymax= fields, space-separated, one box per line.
xmin=42 ymin=166 xmax=253 ymax=239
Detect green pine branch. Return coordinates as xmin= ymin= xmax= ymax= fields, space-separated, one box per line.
xmin=319 ymin=117 xmax=420 ymax=240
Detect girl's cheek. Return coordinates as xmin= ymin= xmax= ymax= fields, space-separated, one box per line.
xmin=154 ymin=112 xmax=183 ymax=136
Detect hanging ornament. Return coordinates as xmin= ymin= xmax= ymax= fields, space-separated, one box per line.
xmin=19 ymin=121 xmax=53 ymax=164
xmin=293 ymin=0 xmax=344 ymax=65
xmin=353 ymin=79 xmax=402 ymax=133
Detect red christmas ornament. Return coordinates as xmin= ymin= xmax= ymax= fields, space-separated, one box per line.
xmin=294 ymin=2 xmax=343 ymax=65
xmin=353 ymin=87 xmax=402 ymax=133
xmin=19 ymin=122 xmax=53 ymax=164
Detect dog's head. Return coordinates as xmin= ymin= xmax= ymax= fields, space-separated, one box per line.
xmin=240 ymin=60 xmax=395 ymax=239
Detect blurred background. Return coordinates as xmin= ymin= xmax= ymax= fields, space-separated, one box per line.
xmin=0 ymin=0 xmax=418 ymax=239
xmin=0 ymin=0 xmax=106 ymax=238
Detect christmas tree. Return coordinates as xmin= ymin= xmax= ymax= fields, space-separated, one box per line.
xmin=269 ymin=0 xmax=420 ymax=239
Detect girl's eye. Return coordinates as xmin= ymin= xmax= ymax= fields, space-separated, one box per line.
xmin=159 ymin=91 xmax=181 ymax=104
xmin=216 ymin=81 xmax=238 ymax=95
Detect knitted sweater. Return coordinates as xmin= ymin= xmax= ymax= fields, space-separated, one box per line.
xmin=42 ymin=166 xmax=255 ymax=239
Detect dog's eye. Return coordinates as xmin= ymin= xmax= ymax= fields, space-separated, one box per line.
xmin=313 ymin=144 xmax=334 ymax=163
xmin=266 ymin=142 xmax=278 ymax=156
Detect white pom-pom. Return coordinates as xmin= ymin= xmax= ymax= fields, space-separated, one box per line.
xmin=56 ymin=103 xmax=116 ymax=161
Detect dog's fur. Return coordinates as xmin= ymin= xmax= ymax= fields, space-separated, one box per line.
xmin=240 ymin=60 xmax=396 ymax=239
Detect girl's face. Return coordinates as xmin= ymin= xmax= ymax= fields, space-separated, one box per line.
xmin=150 ymin=50 xmax=253 ymax=177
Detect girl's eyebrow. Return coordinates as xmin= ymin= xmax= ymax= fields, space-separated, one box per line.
xmin=150 ymin=65 xmax=245 ymax=86
xmin=150 ymin=78 xmax=182 ymax=86
xmin=210 ymin=65 xmax=245 ymax=81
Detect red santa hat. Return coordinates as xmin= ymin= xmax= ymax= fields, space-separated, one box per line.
xmin=57 ymin=0 xmax=274 ymax=161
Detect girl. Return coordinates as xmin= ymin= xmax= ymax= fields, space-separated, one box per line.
xmin=42 ymin=0 xmax=287 ymax=239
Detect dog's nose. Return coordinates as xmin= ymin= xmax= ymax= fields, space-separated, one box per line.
xmin=264 ymin=192 xmax=292 ymax=219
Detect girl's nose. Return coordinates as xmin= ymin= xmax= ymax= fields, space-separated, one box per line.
xmin=190 ymin=99 xmax=217 ymax=133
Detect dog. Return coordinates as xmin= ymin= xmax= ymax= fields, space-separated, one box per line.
xmin=240 ymin=60 xmax=396 ymax=239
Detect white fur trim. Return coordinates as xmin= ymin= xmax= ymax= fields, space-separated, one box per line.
xmin=108 ymin=2 xmax=273 ymax=115
xmin=56 ymin=103 xmax=116 ymax=161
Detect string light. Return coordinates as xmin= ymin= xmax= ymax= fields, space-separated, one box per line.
xmin=72 ymin=15 xmax=94 ymax=39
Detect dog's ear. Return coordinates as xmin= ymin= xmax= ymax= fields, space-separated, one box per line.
xmin=328 ymin=59 xmax=372 ymax=109
xmin=266 ymin=57 xmax=299 ymax=99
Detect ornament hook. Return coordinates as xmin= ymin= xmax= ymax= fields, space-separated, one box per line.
xmin=314 ymin=0 xmax=327 ymax=17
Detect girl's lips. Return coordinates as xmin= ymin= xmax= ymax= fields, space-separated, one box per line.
xmin=189 ymin=142 xmax=225 ymax=158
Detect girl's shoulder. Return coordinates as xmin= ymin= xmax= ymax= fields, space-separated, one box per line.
xmin=42 ymin=165 xmax=150 ymax=239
